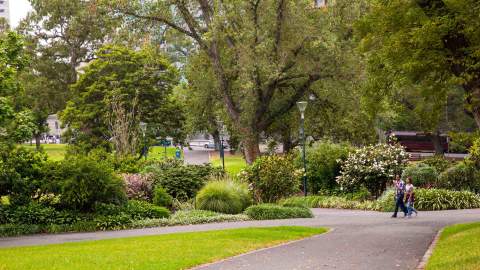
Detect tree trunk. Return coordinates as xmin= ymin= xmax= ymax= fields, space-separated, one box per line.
xmin=281 ymin=129 xmax=294 ymax=153
xmin=243 ymin=133 xmax=261 ymax=164
xmin=35 ymin=133 xmax=42 ymax=151
xmin=212 ymin=130 xmax=220 ymax=151
xmin=430 ymin=132 xmax=444 ymax=155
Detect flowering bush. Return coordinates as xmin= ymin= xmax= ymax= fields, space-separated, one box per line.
xmin=239 ymin=154 xmax=302 ymax=203
xmin=122 ymin=174 xmax=153 ymax=201
xmin=336 ymin=144 xmax=409 ymax=197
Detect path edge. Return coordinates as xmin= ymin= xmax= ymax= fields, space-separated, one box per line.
xmin=416 ymin=228 xmax=443 ymax=270
xmin=189 ymin=227 xmax=335 ymax=270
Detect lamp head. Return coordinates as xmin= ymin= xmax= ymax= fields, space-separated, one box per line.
xmin=297 ymin=101 xmax=308 ymax=118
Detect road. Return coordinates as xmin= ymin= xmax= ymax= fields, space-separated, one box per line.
xmin=183 ymin=146 xmax=211 ymax=165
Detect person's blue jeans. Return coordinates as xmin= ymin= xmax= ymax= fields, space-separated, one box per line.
xmin=406 ymin=201 xmax=417 ymax=216
xmin=393 ymin=193 xmax=407 ymax=217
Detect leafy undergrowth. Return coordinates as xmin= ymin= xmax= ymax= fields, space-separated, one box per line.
xmin=281 ymin=188 xmax=480 ymax=212
xmin=426 ymin=222 xmax=480 ymax=270
xmin=0 ymin=226 xmax=327 ymax=270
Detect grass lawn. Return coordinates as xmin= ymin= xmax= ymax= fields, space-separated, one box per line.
xmin=21 ymin=144 xmax=67 ymax=161
xmin=148 ymin=146 xmax=183 ymax=160
xmin=426 ymin=222 xmax=480 ymax=270
xmin=0 ymin=226 xmax=326 ymax=270
xmin=210 ymin=153 xmax=247 ymax=176
xmin=18 ymin=144 xmax=181 ymax=162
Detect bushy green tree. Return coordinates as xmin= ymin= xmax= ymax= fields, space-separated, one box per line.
xmin=298 ymin=141 xmax=351 ymax=194
xmin=107 ymin=0 xmax=345 ymax=163
xmin=61 ymin=45 xmax=183 ymax=154
xmin=357 ymin=0 xmax=480 ymax=130
xmin=0 ymin=32 xmax=36 ymax=148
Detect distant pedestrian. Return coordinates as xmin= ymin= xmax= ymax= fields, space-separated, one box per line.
xmin=391 ymin=175 xmax=408 ymax=218
xmin=405 ymin=177 xmax=418 ymax=217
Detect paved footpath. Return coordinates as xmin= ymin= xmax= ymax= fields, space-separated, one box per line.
xmin=1 ymin=209 xmax=479 ymax=270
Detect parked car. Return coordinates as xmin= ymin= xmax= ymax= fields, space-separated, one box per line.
xmin=204 ymin=141 xmax=229 ymax=149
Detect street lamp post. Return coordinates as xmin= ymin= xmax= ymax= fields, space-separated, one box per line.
xmin=216 ymin=120 xmax=225 ymax=171
xmin=297 ymin=101 xmax=308 ymax=196
xmin=139 ymin=122 xmax=148 ymax=161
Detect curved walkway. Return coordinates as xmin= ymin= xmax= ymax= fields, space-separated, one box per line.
xmin=1 ymin=209 xmax=479 ymax=270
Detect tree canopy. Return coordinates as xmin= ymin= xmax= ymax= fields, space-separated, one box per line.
xmin=357 ymin=0 xmax=480 ymax=128
xmin=61 ymin=45 xmax=183 ymax=155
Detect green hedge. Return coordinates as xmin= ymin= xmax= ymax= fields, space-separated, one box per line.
xmin=283 ymin=188 xmax=480 ymax=212
xmin=244 ymin=204 xmax=313 ymax=220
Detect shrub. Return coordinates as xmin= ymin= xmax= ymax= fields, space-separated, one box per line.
xmin=10 ymin=203 xmax=58 ymax=225
xmin=195 ymin=181 xmax=252 ymax=214
xmin=147 ymin=161 xmax=220 ymax=200
xmin=152 ymin=186 xmax=173 ymax=208
xmin=122 ymin=174 xmax=153 ymax=201
xmin=420 ymin=156 xmax=452 ymax=174
xmin=0 ymin=224 xmax=42 ymax=237
xmin=414 ymin=189 xmax=480 ymax=211
xmin=0 ymin=147 xmax=48 ymax=205
xmin=93 ymin=213 xmax=132 ymax=231
xmin=448 ymin=131 xmax=478 ymax=153
xmin=280 ymin=195 xmax=380 ymax=211
xmin=123 ymin=200 xmax=170 ymax=219
xmin=336 ymin=144 xmax=409 ymax=198
xmin=244 ymin=204 xmax=313 ymax=220
xmin=402 ymin=163 xmax=438 ymax=187
xmin=297 ymin=141 xmax=351 ymax=194
xmin=57 ymin=156 xmax=127 ymax=211
xmin=239 ymin=154 xmax=301 ymax=203
xmin=437 ymin=162 xmax=480 ymax=193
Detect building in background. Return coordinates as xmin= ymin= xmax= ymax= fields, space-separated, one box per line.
xmin=0 ymin=0 xmax=9 ymax=25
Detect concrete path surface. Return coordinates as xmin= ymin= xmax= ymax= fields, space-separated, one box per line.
xmin=1 ymin=209 xmax=479 ymax=270
xmin=183 ymin=147 xmax=211 ymax=165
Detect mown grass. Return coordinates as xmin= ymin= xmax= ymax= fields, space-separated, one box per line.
xmin=210 ymin=154 xmax=247 ymax=176
xmin=19 ymin=144 xmax=181 ymax=161
xmin=21 ymin=144 xmax=67 ymax=161
xmin=0 ymin=226 xmax=326 ymax=270
xmin=148 ymin=146 xmax=182 ymax=160
xmin=426 ymin=222 xmax=480 ymax=270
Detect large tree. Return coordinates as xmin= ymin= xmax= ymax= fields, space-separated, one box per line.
xmin=0 ymin=32 xmax=36 ymax=148
xmin=17 ymin=0 xmax=119 ymax=148
xmin=109 ymin=0 xmax=337 ymax=163
xmin=61 ymin=45 xmax=183 ymax=155
xmin=357 ymin=0 xmax=480 ymax=130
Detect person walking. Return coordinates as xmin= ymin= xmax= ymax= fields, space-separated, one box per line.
xmin=405 ymin=177 xmax=418 ymax=217
xmin=391 ymin=175 xmax=408 ymax=218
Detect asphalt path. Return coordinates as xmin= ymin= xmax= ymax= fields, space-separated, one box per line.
xmin=1 ymin=209 xmax=479 ymax=270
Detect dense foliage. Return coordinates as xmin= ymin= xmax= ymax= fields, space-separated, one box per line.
xmin=402 ymin=163 xmax=438 ymax=187
xmin=336 ymin=144 xmax=409 ymax=197
xmin=240 ymin=155 xmax=301 ymax=203
xmin=146 ymin=161 xmax=222 ymax=201
xmin=0 ymin=32 xmax=36 ymax=147
xmin=61 ymin=45 xmax=183 ymax=153
xmin=122 ymin=174 xmax=153 ymax=201
xmin=377 ymin=189 xmax=480 ymax=212
xmin=284 ymin=188 xmax=480 ymax=212
xmin=55 ymin=156 xmax=127 ymax=211
xmin=437 ymin=162 xmax=480 ymax=193
xmin=420 ymin=156 xmax=452 ymax=174
xmin=0 ymin=147 xmax=48 ymax=205
xmin=298 ymin=141 xmax=351 ymax=194
xmin=152 ymin=186 xmax=173 ymax=208
xmin=244 ymin=204 xmax=313 ymax=220
xmin=195 ymin=181 xmax=251 ymax=214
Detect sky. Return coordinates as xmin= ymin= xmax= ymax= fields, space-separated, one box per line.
xmin=10 ymin=0 xmax=33 ymax=28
